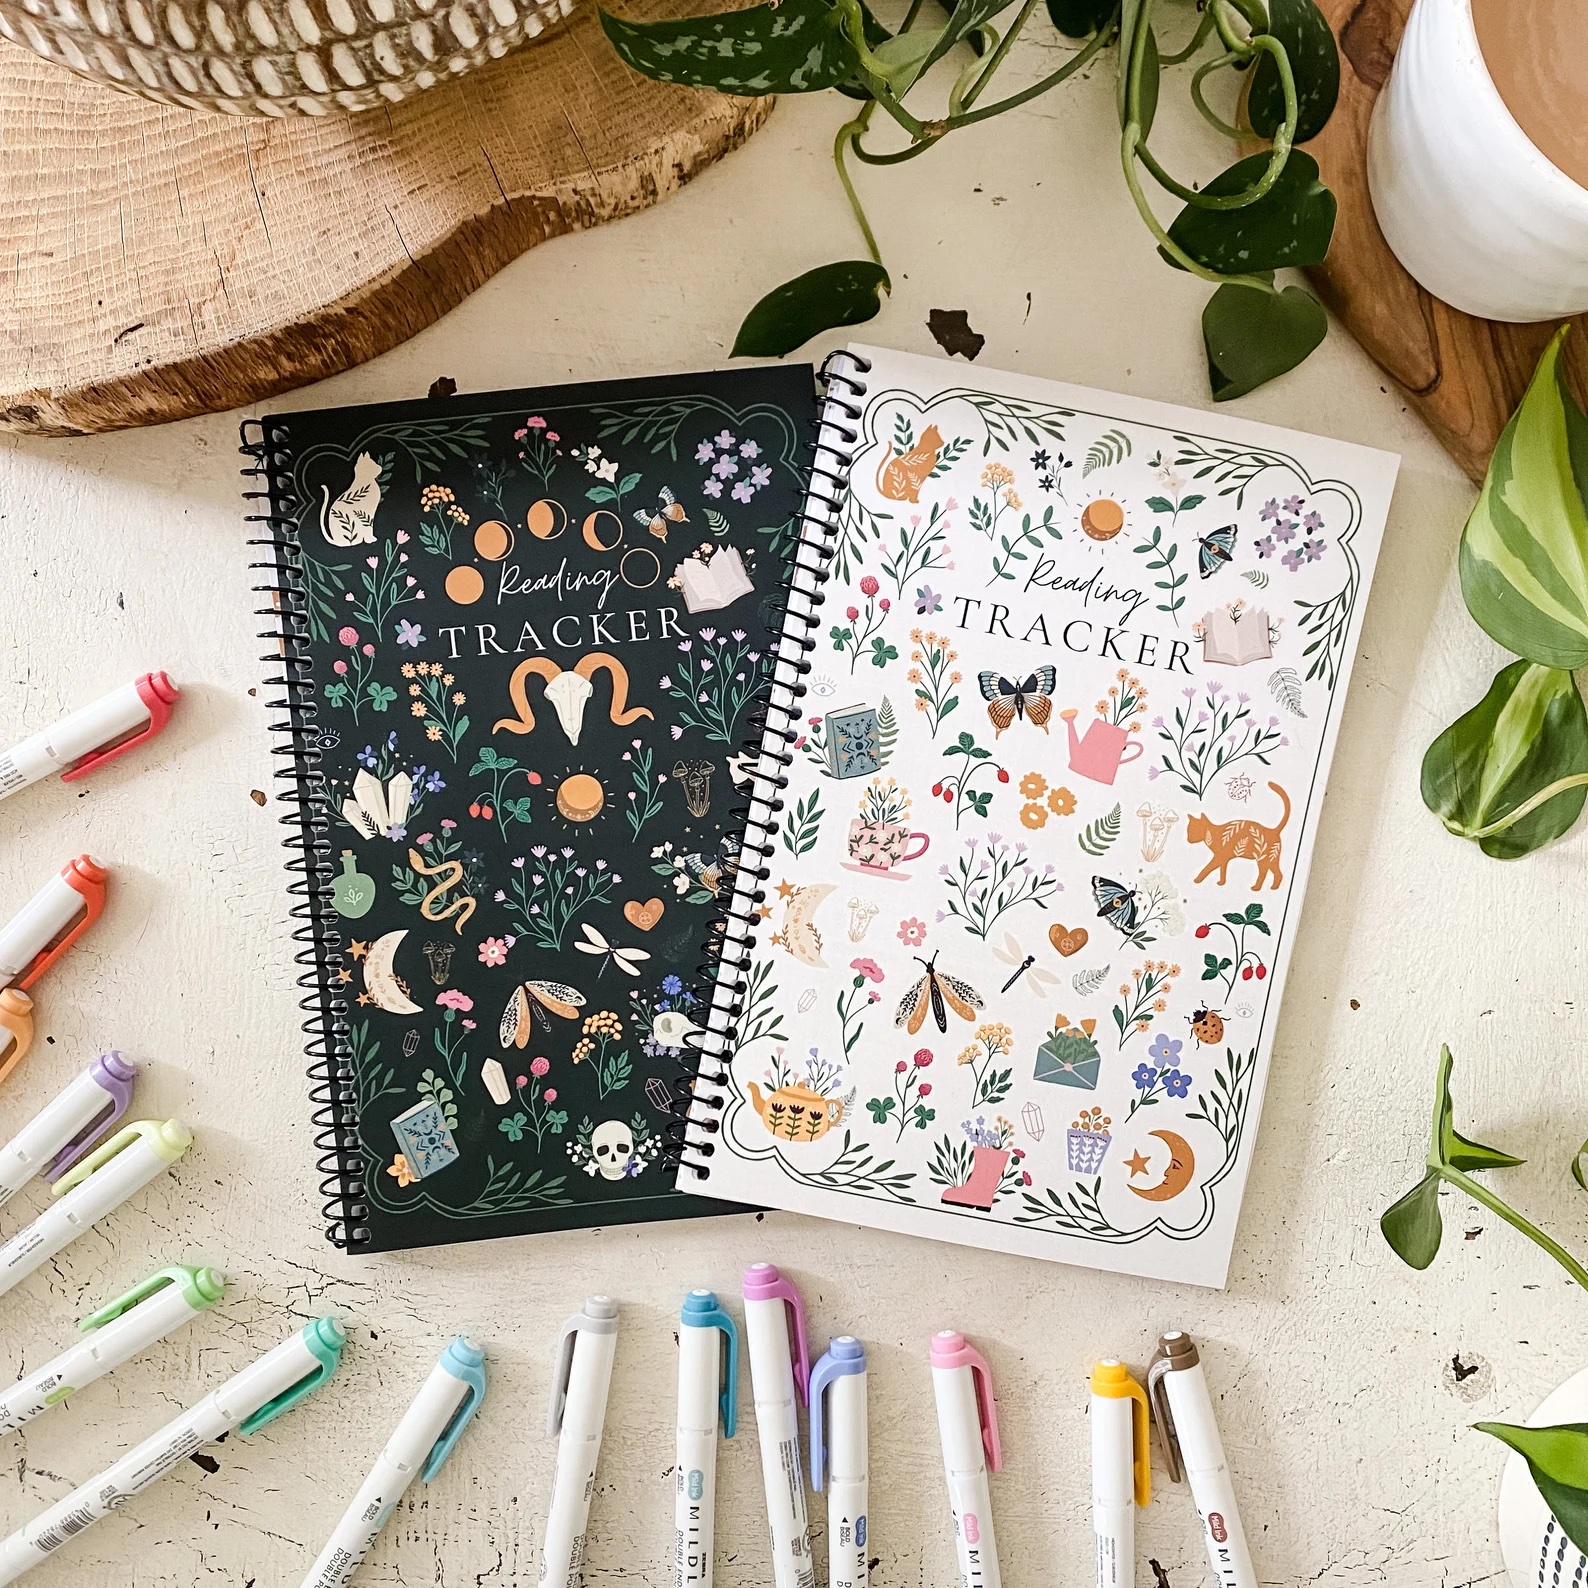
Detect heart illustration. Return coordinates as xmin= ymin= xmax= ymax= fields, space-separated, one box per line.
xmin=624 ymin=897 xmax=666 ymax=932
xmin=1049 ymin=923 xmax=1089 ymax=957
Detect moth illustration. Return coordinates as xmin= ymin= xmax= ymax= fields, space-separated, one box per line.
xmin=681 ymin=833 xmax=741 ymax=899
xmin=1091 ymin=875 xmax=1143 ymax=939
xmin=895 ymin=952 xmax=985 ymax=1036
xmin=634 ymin=485 xmax=688 ymax=542
xmin=978 ymin=665 xmax=1056 ymax=737
xmin=1196 ymin=524 xmax=1237 ymax=579
xmin=500 ymin=979 xmax=586 ymax=1047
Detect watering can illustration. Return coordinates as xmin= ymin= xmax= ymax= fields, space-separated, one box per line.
xmin=1060 ymin=709 xmax=1143 ymax=785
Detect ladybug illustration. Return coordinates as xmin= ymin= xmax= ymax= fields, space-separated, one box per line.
xmin=1188 ymin=1007 xmax=1225 ymax=1046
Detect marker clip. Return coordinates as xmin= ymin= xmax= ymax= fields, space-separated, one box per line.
xmin=422 ymin=1337 xmax=487 ymax=1482
xmin=744 ymin=1264 xmax=811 ymax=1403
xmin=240 ymin=1317 xmax=347 ymax=1435
xmin=80 ymin=1263 xmax=225 ymax=1333
xmin=682 ymin=1292 xmax=739 ymax=1439
xmin=0 ymin=989 xmax=34 ymax=1088
xmin=1145 ymin=1335 xmax=1197 ymax=1483
xmin=1092 ymin=1361 xmax=1151 ymax=1506
xmin=45 ymin=1051 xmax=137 ymax=1179
xmin=50 ymin=1117 xmax=189 ymax=1195
xmin=548 ymin=1299 xmax=618 ymax=1436
xmin=17 ymin=857 xmax=107 ymax=991
xmin=808 ymin=1337 xmax=865 ymax=1491
xmin=60 ymin=672 xmax=179 ymax=783
xmin=932 ymin=1332 xmax=1001 ymax=1471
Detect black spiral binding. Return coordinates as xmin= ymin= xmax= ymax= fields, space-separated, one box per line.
xmin=666 ymin=349 xmax=872 ymax=1181
xmin=240 ymin=417 xmax=368 ymax=1251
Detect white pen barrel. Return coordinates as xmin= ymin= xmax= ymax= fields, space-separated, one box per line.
xmin=0 ymin=683 xmax=150 ymax=800
xmin=826 ymin=1369 xmax=868 ymax=1588
xmin=744 ymin=1296 xmax=813 ymax=1588
xmin=1091 ymin=1395 xmax=1134 ymax=1588
xmin=933 ymin=1366 xmax=1000 ymax=1588
xmin=0 ymin=1070 xmax=117 ymax=1207
xmin=542 ymin=1328 xmax=617 ymax=1588
xmin=0 ymin=877 xmax=83 ymax=986
xmin=676 ymin=1323 xmax=721 ymax=1588
xmin=1166 ymin=1362 xmax=1256 ymax=1588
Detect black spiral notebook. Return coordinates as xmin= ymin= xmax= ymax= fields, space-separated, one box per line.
xmin=241 ymin=364 xmax=825 ymax=1252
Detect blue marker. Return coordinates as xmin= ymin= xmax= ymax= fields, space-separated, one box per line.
xmin=675 ymin=1290 xmax=738 ymax=1588
xmin=811 ymin=1337 xmax=869 ymax=1588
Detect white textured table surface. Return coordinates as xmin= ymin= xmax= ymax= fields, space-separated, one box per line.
xmin=0 ymin=27 xmax=1574 ymax=1587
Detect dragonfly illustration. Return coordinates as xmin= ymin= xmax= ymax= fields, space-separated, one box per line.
xmin=575 ymin=922 xmax=652 ymax=978
xmin=992 ymin=933 xmax=1062 ymax=997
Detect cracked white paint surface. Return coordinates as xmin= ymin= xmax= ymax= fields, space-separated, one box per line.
xmin=0 ymin=49 xmax=1569 ymax=1588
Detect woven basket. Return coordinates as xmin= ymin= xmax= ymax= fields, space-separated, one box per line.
xmin=0 ymin=0 xmax=573 ymax=114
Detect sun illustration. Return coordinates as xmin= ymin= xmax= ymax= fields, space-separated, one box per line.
xmin=554 ymin=770 xmax=607 ymax=825
xmin=1081 ymin=498 xmax=1126 ymax=542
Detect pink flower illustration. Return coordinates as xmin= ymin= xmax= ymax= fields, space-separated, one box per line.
xmin=531 ymin=1055 xmax=551 ymax=1078
xmin=478 ymin=937 xmax=509 ymax=966
xmin=544 ymin=1088 xmax=557 ymax=1103
xmin=859 ymin=575 xmax=880 ymax=597
xmin=897 ymin=917 xmax=927 ymax=947
xmin=436 ymin=989 xmax=474 ymax=1012
xmin=338 ymin=626 xmax=359 ymax=647
xmin=850 ymin=957 xmax=884 ymax=982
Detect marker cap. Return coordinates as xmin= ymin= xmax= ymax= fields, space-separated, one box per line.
xmin=51 ymin=1117 xmax=192 ymax=1194
xmin=681 ymin=1288 xmax=739 ymax=1439
xmin=45 ymin=1050 xmax=139 ymax=1179
xmin=809 ymin=1335 xmax=866 ymax=1490
xmin=929 ymin=1329 xmax=1002 ymax=1472
xmin=81 ymin=1263 xmax=226 ymax=1332
xmin=1090 ymin=1358 xmax=1151 ymax=1506
xmin=743 ymin=1261 xmax=811 ymax=1402
xmin=0 ymin=989 xmax=34 ymax=1086
xmin=60 ymin=673 xmax=181 ymax=783
xmin=240 ymin=1316 xmax=347 ymax=1435
xmin=548 ymin=1296 xmax=618 ymax=1435
xmin=1146 ymin=1330 xmax=1200 ymax=1482
xmin=17 ymin=856 xmax=108 ymax=991
xmin=422 ymin=1335 xmax=488 ymax=1482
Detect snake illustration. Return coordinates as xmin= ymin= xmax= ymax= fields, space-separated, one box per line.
xmin=407 ymin=848 xmax=477 ymax=935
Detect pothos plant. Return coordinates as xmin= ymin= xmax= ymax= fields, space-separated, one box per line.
xmin=600 ymin=0 xmax=1341 ymax=399
xmin=1382 ymin=1046 xmax=1588 ymax=1552
xmin=1423 ymin=327 xmax=1588 ymax=858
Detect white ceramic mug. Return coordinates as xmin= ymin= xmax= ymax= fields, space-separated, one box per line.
xmin=1497 ymin=1361 xmax=1588 ymax=1586
xmin=1368 ymin=0 xmax=1588 ymax=321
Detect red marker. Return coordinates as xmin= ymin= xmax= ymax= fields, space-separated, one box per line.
xmin=0 ymin=673 xmax=178 ymax=802
xmin=0 ymin=857 xmax=108 ymax=990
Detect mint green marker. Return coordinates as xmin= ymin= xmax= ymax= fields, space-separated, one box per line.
xmin=0 ymin=1263 xmax=225 ymax=1436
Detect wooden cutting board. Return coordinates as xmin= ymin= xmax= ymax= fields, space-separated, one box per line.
xmin=0 ymin=2 xmax=768 ymax=436
xmin=1308 ymin=0 xmax=1588 ymax=480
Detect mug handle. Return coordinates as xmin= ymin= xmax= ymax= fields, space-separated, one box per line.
xmin=900 ymin=831 xmax=931 ymax=862
xmin=1119 ymin=738 xmax=1144 ymax=765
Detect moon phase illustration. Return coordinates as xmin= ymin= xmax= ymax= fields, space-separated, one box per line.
xmin=1081 ymin=498 xmax=1125 ymax=542
xmin=1127 ymin=1129 xmax=1195 ymax=1201
xmin=364 ymin=930 xmax=423 ymax=1015
xmin=777 ymin=884 xmax=835 ymax=968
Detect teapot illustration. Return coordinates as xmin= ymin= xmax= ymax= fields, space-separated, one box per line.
xmin=1061 ymin=708 xmax=1144 ymax=786
xmin=747 ymin=1081 xmax=854 ymax=1142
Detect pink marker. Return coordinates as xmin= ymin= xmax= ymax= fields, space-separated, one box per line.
xmin=743 ymin=1264 xmax=814 ymax=1588
xmin=0 ymin=856 xmax=108 ymax=991
xmin=0 ymin=673 xmax=179 ymax=802
xmin=930 ymin=1330 xmax=1003 ymax=1588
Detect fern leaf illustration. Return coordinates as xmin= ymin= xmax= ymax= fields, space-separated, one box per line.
xmin=703 ymin=508 xmax=731 ymax=537
xmin=1077 ymin=803 xmax=1121 ymax=856
xmin=1241 ymin=568 xmax=1269 ymax=589
xmin=876 ymin=696 xmax=898 ymax=766
xmin=1072 ymin=964 xmax=1110 ymax=997
xmin=1268 ymin=667 xmax=1306 ymax=719
xmin=1082 ymin=428 xmax=1132 ymax=478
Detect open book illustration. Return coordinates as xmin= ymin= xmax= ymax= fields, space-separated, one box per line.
xmin=677 ymin=345 xmax=1397 ymax=1286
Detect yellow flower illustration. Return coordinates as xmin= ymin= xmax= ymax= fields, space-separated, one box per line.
xmin=426 ymin=725 xmax=442 ymax=741
xmin=410 ymin=702 xmax=426 ymax=718
xmin=1048 ymin=786 xmax=1076 ymax=816
xmin=1019 ymin=772 xmax=1047 ymax=800
xmin=452 ymin=691 xmax=466 ymax=705
xmin=409 ymin=683 xmax=422 ymax=696
xmin=1020 ymin=802 xmax=1048 ymax=830
xmin=981 ymin=462 xmax=1014 ymax=489
xmin=386 ymin=1154 xmax=418 ymax=1187
xmin=401 ymin=663 xmax=417 ymax=679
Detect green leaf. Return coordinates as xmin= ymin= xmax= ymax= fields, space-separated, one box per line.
xmin=1201 ymin=282 xmax=1327 ymax=402
xmin=1421 ymin=660 xmax=1588 ymax=859
xmin=599 ymin=0 xmax=859 ymax=93
xmin=1164 ymin=151 xmax=1335 ymax=275
xmin=920 ymin=0 xmax=1020 ymax=72
xmin=1432 ymin=1046 xmax=1525 ymax=1172
xmin=732 ymin=260 xmax=890 ymax=358
xmin=1248 ymin=0 xmax=1339 ymax=143
xmin=1477 ymin=1422 xmax=1588 ymax=1555
xmin=1380 ymin=1170 xmax=1443 ymax=1270
xmin=871 ymin=24 xmax=943 ymax=92
xmin=1045 ymin=0 xmax=1113 ymax=35
xmin=619 ymin=471 xmax=643 ymax=495
xmin=1459 ymin=327 xmax=1588 ymax=670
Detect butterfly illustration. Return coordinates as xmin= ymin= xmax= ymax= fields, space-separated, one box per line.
xmin=895 ymin=952 xmax=985 ymax=1035
xmin=1091 ymin=875 xmax=1143 ymax=939
xmin=500 ymin=979 xmax=586 ymax=1047
xmin=992 ymin=933 xmax=1062 ymax=997
xmin=1197 ymin=524 xmax=1237 ymax=579
xmin=681 ymin=834 xmax=742 ymax=899
xmin=633 ymin=485 xmax=688 ymax=542
xmin=977 ymin=665 xmax=1056 ymax=737
xmin=575 ymin=923 xmax=652 ymax=978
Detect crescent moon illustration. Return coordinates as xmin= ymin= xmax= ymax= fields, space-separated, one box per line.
xmin=1128 ymin=1130 xmax=1195 ymax=1202
xmin=779 ymin=884 xmax=835 ymax=968
xmin=364 ymin=930 xmax=423 ymax=1015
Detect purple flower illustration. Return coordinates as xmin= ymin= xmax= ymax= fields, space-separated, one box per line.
xmin=731 ymin=481 xmax=754 ymax=503
xmin=702 ymin=478 xmax=723 ymax=498
xmin=395 ymin=619 xmax=424 ymax=647
xmin=694 ymin=440 xmax=714 ymax=463
xmin=713 ymin=430 xmax=736 ymax=449
xmin=1255 ymin=534 xmax=1275 ymax=559
xmin=1259 ymin=498 xmax=1279 ymax=522
xmin=1282 ymin=495 xmax=1303 ymax=514
xmin=740 ymin=439 xmax=761 ymax=458
xmin=1131 ymin=1064 xmax=1158 ymax=1091
xmin=1163 ymin=1069 xmax=1192 ymax=1099
xmin=750 ymin=464 xmax=772 ymax=488
xmin=915 ymin=585 xmax=942 ymax=614
xmin=1302 ymin=537 xmax=1326 ymax=563
xmin=712 ymin=455 xmax=738 ymax=479
xmin=1273 ymin=518 xmax=1298 ymax=543
xmin=1281 ymin=547 xmax=1305 ymax=572
xmin=1302 ymin=509 xmax=1323 ymax=533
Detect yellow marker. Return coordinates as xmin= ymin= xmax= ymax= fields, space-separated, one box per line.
xmin=1090 ymin=1359 xmax=1150 ymax=1588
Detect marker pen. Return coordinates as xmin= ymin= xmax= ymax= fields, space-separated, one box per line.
xmin=930 ymin=1330 xmax=1002 ymax=1588
xmin=0 ymin=1264 xmax=225 ymax=1436
xmin=0 ymin=1316 xmax=344 ymax=1584
xmin=0 ymin=1119 xmax=191 ymax=1299
xmin=810 ymin=1337 xmax=868 ymax=1588
xmin=1147 ymin=1332 xmax=1256 ymax=1588
xmin=743 ymin=1263 xmax=814 ymax=1588
xmin=541 ymin=1297 xmax=619 ymax=1588
xmin=0 ymin=857 xmax=108 ymax=991
xmin=0 ymin=1052 xmax=137 ymax=1208
xmin=1091 ymin=1360 xmax=1150 ymax=1588
xmin=0 ymin=673 xmax=179 ymax=802
xmin=676 ymin=1289 xmax=738 ymax=1588
xmin=301 ymin=1336 xmax=485 ymax=1588
xmin=0 ymin=991 xmax=34 ymax=1090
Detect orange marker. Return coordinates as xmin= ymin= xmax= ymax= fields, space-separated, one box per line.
xmin=0 ymin=991 xmax=33 ymax=1089
xmin=0 ymin=856 xmax=108 ymax=991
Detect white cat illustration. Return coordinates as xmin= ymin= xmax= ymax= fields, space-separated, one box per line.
xmin=319 ymin=453 xmax=382 ymax=546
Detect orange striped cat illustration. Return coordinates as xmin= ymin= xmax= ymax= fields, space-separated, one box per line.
xmin=876 ymin=424 xmax=943 ymax=503
xmin=1186 ymin=782 xmax=1290 ymax=890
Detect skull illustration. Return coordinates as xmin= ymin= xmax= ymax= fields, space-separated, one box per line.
xmin=591 ymin=1119 xmax=635 ymax=1180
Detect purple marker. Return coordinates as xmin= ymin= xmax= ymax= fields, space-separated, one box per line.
xmin=0 ymin=1052 xmax=137 ymax=1207
xmin=744 ymin=1263 xmax=815 ymax=1588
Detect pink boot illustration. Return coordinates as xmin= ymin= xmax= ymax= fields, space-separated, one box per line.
xmin=940 ymin=1145 xmax=1011 ymax=1211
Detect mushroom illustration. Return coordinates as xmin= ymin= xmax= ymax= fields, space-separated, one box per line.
xmin=673 ymin=759 xmax=715 ymax=818
xmin=1136 ymin=802 xmax=1178 ymax=862
xmin=422 ymin=940 xmax=456 ymax=986
xmin=846 ymin=897 xmax=881 ymax=942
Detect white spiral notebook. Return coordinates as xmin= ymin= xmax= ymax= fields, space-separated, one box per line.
xmin=677 ymin=345 xmax=1397 ymax=1286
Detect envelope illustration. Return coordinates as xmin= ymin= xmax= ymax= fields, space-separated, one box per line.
xmin=1033 ymin=1024 xmax=1101 ymax=1090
